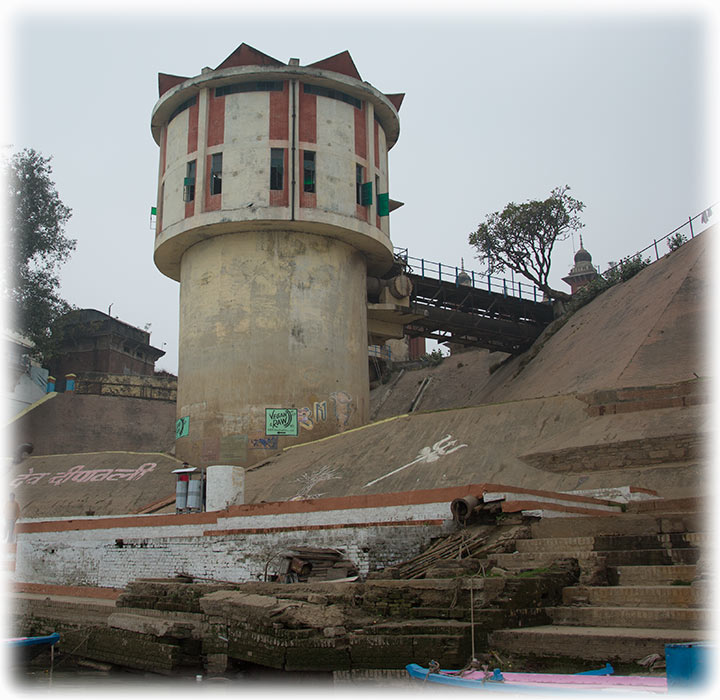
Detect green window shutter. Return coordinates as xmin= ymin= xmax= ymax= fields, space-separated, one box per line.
xmin=151 ymin=206 xmax=157 ymax=215
xmin=377 ymin=193 xmax=390 ymax=217
xmin=361 ymin=181 xmax=373 ymax=206
xmin=184 ymin=177 xmax=195 ymax=187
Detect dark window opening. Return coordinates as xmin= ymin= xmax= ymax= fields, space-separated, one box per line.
xmin=210 ymin=153 xmax=223 ymax=195
xmin=356 ymin=165 xmax=364 ymax=204
xmin=303 ymin=151 xmax=316 ymax=193
xmin=184 ymin=160 xmax=196 ymax=202
xmin=303 ymin=83 xmax=361 ymax=110
xmin=215 ymin=81 xmax=284 ymax=98
xmin=270 ymin=149 xmax=284 ymax=191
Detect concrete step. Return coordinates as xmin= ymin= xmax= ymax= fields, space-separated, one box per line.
xmin=489 ymin=625 xmax=707 ymax=663
xmin=561 ymin=585 xmax=700 ymax=608
xmin=615 ymin=564 xmax=696 ymax=585
xmin=547 ymin=606 xmax=706 ymax=630
xmin=514 ymin=533 xmax=702 ymax=553
xmin=529 ymin=512 xmax=704 ymax=539
xmin=494 ymin=548 xmax=699 ymax=570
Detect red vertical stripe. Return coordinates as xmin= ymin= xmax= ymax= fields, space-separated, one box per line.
xmin=187 ymin=100 xmax=199 ymax=153
xmin=156 ymin=183 xmax=164 ymax=236
xmin=374 ymin=120 xmax=379 ymax=166
xmin=207 ymin=92 xmax=225 ymax=147
xmin=354 ymin=103 xmax=367 ymax=159
xmin=160 ymin=126 xmax=167 ymax=174
xmin=298 ymin=85 xmax=316 ymax=144
xmin=269 ymin=82 xmax=289 ymax=140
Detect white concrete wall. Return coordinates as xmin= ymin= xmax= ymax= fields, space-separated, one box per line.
xmin=162 ymin=110 xmax=191 ymax=228
xmin=222 ymin=91 xmax=270 ymax=210
xmin=314 ymin=98 xmax=356 ymax=218
xmin=13 ymin=502 xmax=455 ymax=588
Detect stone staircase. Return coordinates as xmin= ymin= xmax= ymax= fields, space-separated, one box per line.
xmin=488 ymin=501 xmax=708 ymax=665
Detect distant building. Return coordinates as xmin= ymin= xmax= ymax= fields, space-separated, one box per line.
xmin=563 ymin=237 xmax=600 ymax=294
xmin=48 ymin=309 xmax=165 ymax=382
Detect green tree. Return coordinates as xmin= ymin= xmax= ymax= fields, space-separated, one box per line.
xmin=469 ymin=185 xmax=585 ymax=302
xmin=3 ymin=148 xmax=76 ymax=359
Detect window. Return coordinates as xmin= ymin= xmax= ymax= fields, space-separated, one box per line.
xmin=270 ymin=149 xmax=284 ymax=190
xmin=303 ymin=83 xmax=361 ymax=110
xmin=303 ymin=151 xmax=316 ymax=193
xmin=184 ymin=160 xmax=196 ymax=202
xmin=210 ymin=153 xmax=222 ymax=195
xmin=356 ymin=165 xmax=364 ymax=204
xmin=215 ymin=81 xmax=284 ymax=97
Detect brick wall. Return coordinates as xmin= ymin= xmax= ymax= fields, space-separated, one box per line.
xmin=13 ymin=499 xmax=457 ymax=589
xmin=75 ymin=372 xmax=177 ymax=401
xmin=578 ymin=379 xmax=707 ymax=417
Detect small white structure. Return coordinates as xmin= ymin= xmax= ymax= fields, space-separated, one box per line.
xmin=206 ymin=465 xmax=245 ymax=511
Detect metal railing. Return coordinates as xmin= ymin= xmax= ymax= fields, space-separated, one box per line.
xmin=602 ymin=204 xmax=716 ymax=275
xmin=393 ymin=249 xmax=544 ymax=302
xmin=396 ymin=203 xmax=715 ymax=300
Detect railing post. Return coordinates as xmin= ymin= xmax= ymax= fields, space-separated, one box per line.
xmin=471 ymin=271 xmax=475 ymax=287
xmin=653 ymin=239 xmax=659 ymax=260
xmin=488 ymin=275 xmax=491 ymax=292
xmin=689 ymin=216 xmax=694 ymax=238
xmin=503 ymin=279 xmax=507 ymax=296
xmin=438 ymin=262 xmax=442 ymax=282
xmin=421 ymin=259 xmax=424 ymax=277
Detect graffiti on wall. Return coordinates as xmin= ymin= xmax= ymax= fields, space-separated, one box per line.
xmin=175 ymin=416 xmax=190 ymax=439
xmin=363 ymin=434 xmax=468 ymax=488
xmin=298 ymin=391 xmax=354 ymax=432
xmin=290 ymin=465 xmax=341 ymax=500
xmin=11 ymin=463 xmax=157 ymax=488
xmin=249 ymin=436 xmax=279 ymax=450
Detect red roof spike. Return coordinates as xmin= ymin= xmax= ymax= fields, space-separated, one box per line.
xmin=384 ymin=93 xmax=405 ymax=112
xmin=158 ymin=73 xmax=189 ymax=97
xmin=215 ymin=43 xmax=285 ymax=70
xmin=306 ymin=50 xmax=362 ymax=80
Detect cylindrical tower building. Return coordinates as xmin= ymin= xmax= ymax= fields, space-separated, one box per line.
xmin=151 ymin=44 xmax=404 ymax=467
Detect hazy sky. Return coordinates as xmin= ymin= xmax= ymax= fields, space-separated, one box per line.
xmin=3 ymin=1 xmax=717 ymax=374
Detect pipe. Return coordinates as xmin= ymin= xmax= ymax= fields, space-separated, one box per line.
xmin=451 ymin=495 xmax=479 ymax=522
xmin=290 ymin=79 xmax=297 ymax=221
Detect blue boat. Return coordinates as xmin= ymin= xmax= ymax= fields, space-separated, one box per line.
xmin=5 ymin=633 xmax=60 ymax=661
xmin=406 ymin=662 xmax=668 ymax=694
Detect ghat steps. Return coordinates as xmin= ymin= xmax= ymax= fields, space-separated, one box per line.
xmin=488 ymin=503 xmax=708 ymax=665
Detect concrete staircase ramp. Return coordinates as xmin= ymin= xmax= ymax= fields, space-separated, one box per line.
xmin=488 ymin=502 xmax=708 ymax=665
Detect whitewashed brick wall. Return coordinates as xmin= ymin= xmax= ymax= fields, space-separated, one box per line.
xmin=14 ymin=503 xmax=455 ymax=588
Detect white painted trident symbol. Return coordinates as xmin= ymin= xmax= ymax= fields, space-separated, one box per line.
xmin=363 ymin=434 xmax=468 ymax=488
